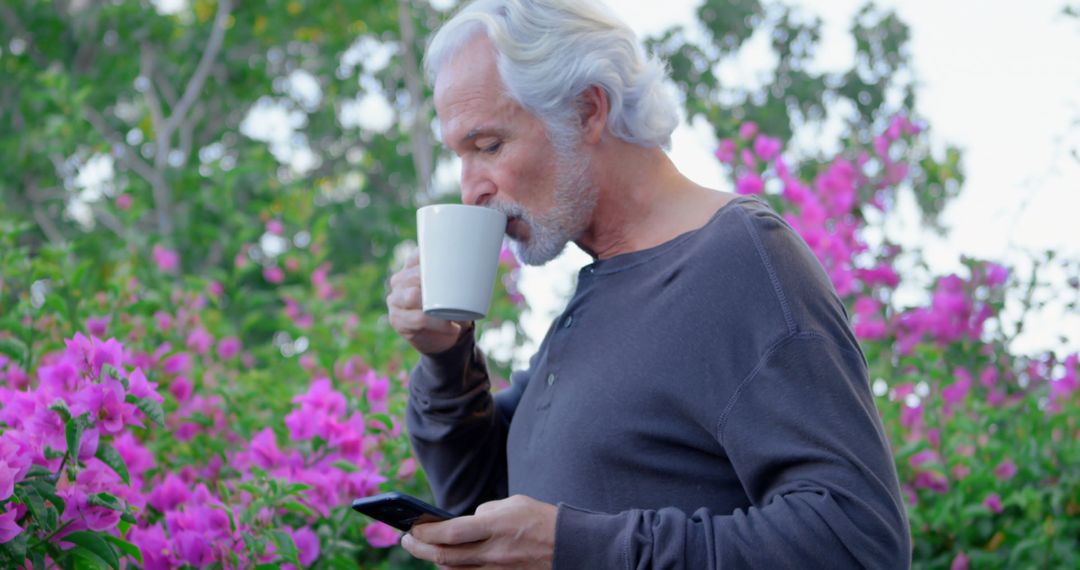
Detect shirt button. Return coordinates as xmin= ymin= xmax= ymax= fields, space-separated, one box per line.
xmin=563 ymin=315 xmax=573 ymax=328
xmin=547 ymin=373 xmax=556 ymax=386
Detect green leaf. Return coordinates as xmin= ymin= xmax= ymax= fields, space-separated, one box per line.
xmin=71 ymin=547 xmax=111 ymax=570
xmin=95 ymin=442 xmax=131 ymax=485
xmin=66 ymin=413 xmax=92 ymax=458
xmin=87 ymin=493 xmax=123 ymax=511
xmin=0 ymin=531 xmax=28 ymax=564
xmin=0 ymin=336 xmax=29 ymax=365
xmin=281 ymin=500 xmax=316 ymax=518
xmin=63 ymin=531 xmax=120 ymax=570
xmin=370 ymin=413 xmax=394 ymax=433
xmin=49 ymin=399 xmax=73 ymax=423
xmin=14 ymin=484 xmax=47 ymax=529
xmin=24 ymin=464 xmax=55 ymax=479
xmin=271 ymin=530 xmax=301 ymax=567
xmin=134 ymin=397 xmax=165 ymax=426
xmin=283 ymin=483 xmax=312 ymax=494
xmin=331 ymin=460 xmax=358 ymax=473
xmin=102 ymin=535 xmax=143 ymax=564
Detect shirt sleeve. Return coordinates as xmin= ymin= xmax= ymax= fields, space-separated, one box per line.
xmin=551 ymin=333 xmax=911 ymax=569
xmin=405 ymin=328 xmax=529 ymax=515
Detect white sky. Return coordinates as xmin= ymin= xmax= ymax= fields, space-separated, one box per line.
xmin=509 ymin=0 xmax=1080 ymax=361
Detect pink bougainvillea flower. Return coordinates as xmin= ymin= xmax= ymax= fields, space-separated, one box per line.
xmin=735 ymin=173 xmax=764 ymax=195
xmin=127 ymin=367 xmax=163 ymax=403
xmin=148 ymin=473 xmax=192 ymax=512
xmin=950 ymin=551 xmax=970 ymax=570
xmin=87 ymin=315 xmax=111 ymax=337
xmin=153 ymin=311 xmax=173 ymax=333
xmin=740 ymin=148 xmax=757 ymax=169
xmin=267 ymin=219 xmax=285 ymax=235
xmin=162 ymin=352 xmax=191 ymax=376
xmin=217 ymin=337 xmax=241 ymax=360
xmin=207 ymin=281 xmax=225 ymax=297
xmin=396 ymin=458 xmax=417 ymax=480
xmin=264 ymin=265 xmax=285 ymax=284
xmin=0 ymin=462 xmax=20 ymax=503
xmin=908 ymin=450 xmax=939 ymax=469
xmin=63 ymin=333 xmax=124 ymax=379
xmin=152 ymin=245 xmax=180 ymax=273
xmin=1049 ymin=354 xmax=1078 ymax=403
xmin=288 ymin=526 xmax=321 ymax=567
xmin=993 ymin=460 xmax=1018 ymax=481
xmin=73 ymin=380 xmax=138 ymax=435
xmin=941 ymin=368 xmax=973 ymax=410
xmin=714 ymin=138 xmax=737 ymax=163
xmin=128 ymin=524 xmax=173 ymax=570
xmin=913 ymin=470 xmax=949 ymax=494
xmin=169 ymin=376 xmax=193 ymax=403
xmin=856 ymin=264 xmax=901 ymax=289
xmin=186 ymin=328 xmax=214 ymax=354
xmin=738 ymin=121 xmax=759 ymax=140
xmin=364 ymin=521 xmax=401 ymax=548
xmin=984 ymin=493 xmax=1003 ymax=514
xmin=250 ymin=428 xmax=284 ymax=470
xmin=753 ymin=134 xmax=782 ymax=162
xmin=985 ymin=263 xmax=1009 ymax=287
xmin=174 ymin=530 xmax=213 ymax=567
xmin=113 ymin=432 xmax=156 ymax=481
xmin=116 ymin=193 xmax=133 ymax=210
xmin=0 ymin=508 xmax=20 ymax=544
xmin=312 ymin=262 xmax=338 ymax=300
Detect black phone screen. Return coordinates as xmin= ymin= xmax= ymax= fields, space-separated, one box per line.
xmin=352 ymin=492 xmax=456 ymax=532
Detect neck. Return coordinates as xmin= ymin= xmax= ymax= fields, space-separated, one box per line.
xmin=575 ymin=139 xmax=732 ymax=260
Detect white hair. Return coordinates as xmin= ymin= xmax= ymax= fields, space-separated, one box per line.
xmin=424 ymin=0 xmax=680 ymax=150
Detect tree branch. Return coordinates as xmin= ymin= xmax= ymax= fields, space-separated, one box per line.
xmin=163 ymin=0 xmax=232 ymax=139
xmin=396 ymin=0 xmax=434 ymax=195
xmin=140 ymin=46 xmax=168 ymax=164
xmin=0 ymin=4 xmax=49 ymax=68
xmin=25 ymin=178 xmax=65 ymax=244
xmin=83 ymin=105 xmax=159 ymax=186
xmin=154 ymin=68 xmax=179 ymax=108
xmin=178 ymin=104 xmax=206 ymax=164
xmin=90 ymin=204 xmax=126 ymax=238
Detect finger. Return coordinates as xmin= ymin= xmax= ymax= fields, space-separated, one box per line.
xmin=401 ymin=534 xmax=488 ymax=567
xmin=386 ymin=285 xmax=422 ymax=311
xmin=474 ymin=499 xmax=504 ymax=516
xmin=389 ymin=305 xmax=457 ymax=336
xmin=404 ymin=247 xmax=419 ymax=267
xmin=411 ymin=516 xmax=491 ymax=546
xmin=389 ymin=265 xmax=421 ymax=290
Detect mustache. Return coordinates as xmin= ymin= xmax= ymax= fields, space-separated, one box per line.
xmin=487 ymin=201 xmax=529 ymax=223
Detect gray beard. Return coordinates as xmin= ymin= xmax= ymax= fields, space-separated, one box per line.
xmin=495 ymin=149 xmax=596 ymax=266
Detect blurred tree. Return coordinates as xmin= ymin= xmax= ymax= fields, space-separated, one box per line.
xmin=0 ymin=0 xmax=444 ymax=272
xmin=649 ymin=0 xmax=964 ymax=230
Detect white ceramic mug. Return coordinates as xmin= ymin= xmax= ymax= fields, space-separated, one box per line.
xmin=417 ymin=204 xmax=508 ymax=321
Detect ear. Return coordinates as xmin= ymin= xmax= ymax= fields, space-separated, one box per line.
xmin=577 ymin=85 xmax=609 ymax=145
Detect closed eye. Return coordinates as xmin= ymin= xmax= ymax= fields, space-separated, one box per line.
xmin=480 ymin=141 xmax=503 ymax=155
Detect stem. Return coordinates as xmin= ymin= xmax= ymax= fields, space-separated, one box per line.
xmin=29 ymin=520 xmax=75 ymax=550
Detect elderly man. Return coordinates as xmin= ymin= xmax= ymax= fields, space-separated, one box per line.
xmin=385 ymin=0 xmax=911 ymax=568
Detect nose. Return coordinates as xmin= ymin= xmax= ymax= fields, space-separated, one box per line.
xmin=460 ymin=158 xmax=495 ymax=206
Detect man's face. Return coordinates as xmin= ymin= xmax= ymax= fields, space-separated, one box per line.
xmin=433 ymin=35 xmax=596 ymax=266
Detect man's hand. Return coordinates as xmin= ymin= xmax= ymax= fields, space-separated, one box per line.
xmin=387 ymin=249 xmax=470 ymax=355
xmin=401 ymin=495 xmax=557 ymax=569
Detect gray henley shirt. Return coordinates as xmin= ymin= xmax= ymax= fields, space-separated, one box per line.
xmin=406 ymin=196 xmax=911 ymax=568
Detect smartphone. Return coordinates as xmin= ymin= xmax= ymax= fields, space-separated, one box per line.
xmin=351 ymin=492 xmax=456 ymax=532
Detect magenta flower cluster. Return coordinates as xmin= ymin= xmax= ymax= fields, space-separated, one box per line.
xmin=0 ymin=319 xmax=404 ymax=566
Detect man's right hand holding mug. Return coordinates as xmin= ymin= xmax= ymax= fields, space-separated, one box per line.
xmin=386 ymin=249 xmax=471 ymax=355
